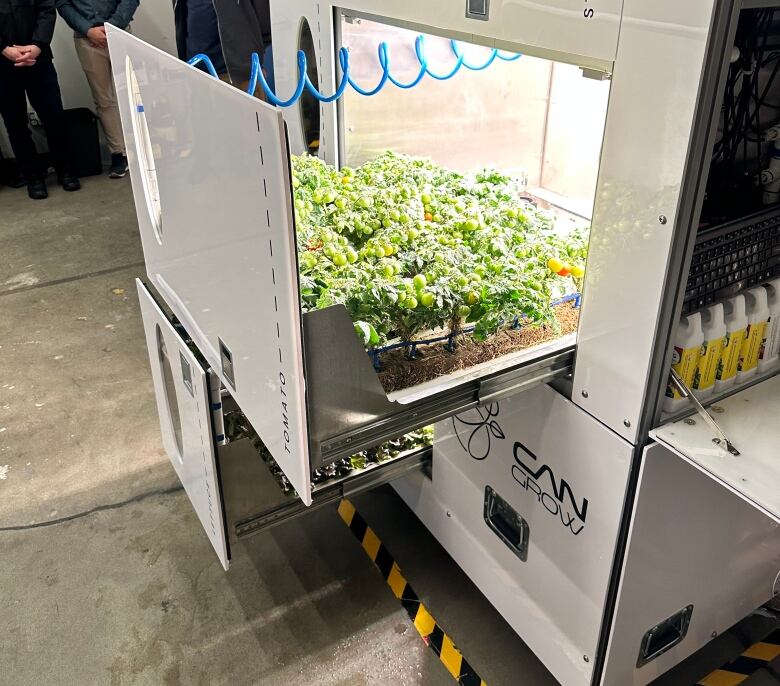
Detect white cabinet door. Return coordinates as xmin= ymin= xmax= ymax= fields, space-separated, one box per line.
xmin=137 ymin=279 xmax=230 ymax=570
xmin=108 ymin=28 xmax=311 ymax=504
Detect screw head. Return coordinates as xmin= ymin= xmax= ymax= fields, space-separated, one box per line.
xmin=623 ymin=419 xmax=631 ymax=428
xmin=684 ymin=418 xmax=696 ymax=425
xmin=583 ymin=655 xmax=590 ymax=663
xmin=711 ymin=631 xmax=717 ymax=638
xmin=659 ymin=215 xmax=668 ymax=224
xmin=446 ymin=511 xmax=452 ymax=518
xmin=582 ymin=390 xmax=589 ymax=398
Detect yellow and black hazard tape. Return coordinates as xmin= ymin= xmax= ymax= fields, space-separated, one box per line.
xmin=697 ymin=628 xmax=780 ymax=685
xmin=337 ymin=499 xmax=487 ymax=686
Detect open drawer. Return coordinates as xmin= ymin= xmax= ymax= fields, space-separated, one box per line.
xmin=651 ymin=373 xmax=780 ymax=525
xmin=111 ymin=28 xmax=576 ymax=507
xmin=138 ymin=278 xmax=433 ymax=567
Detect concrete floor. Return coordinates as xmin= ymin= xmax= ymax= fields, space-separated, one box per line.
xmin=0 ymin=174 xmax=777 ymax=686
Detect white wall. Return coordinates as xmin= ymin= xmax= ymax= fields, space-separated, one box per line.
xmin=0 ymin=2 xmax=177 ymax=158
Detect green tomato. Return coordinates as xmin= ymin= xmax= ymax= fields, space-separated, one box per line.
xmin=412 ymin=274 xmax=427 ymax=289
xmin=464 ymin=218 xmax=479 ymax=232
xmin=357 ymin=196 xmax=371 ymax=209
xmin=470 ymin=272 xmax=483 ymax=282
xmin=334 ymin=197 xmax=347 ymax=210
xmin=406 ymin=228 xmax=419 ymax=241
xmin=458 ymin=305 xmax=471 ymax=318
xmin=346 ymin=248 xmax=358 ymax=264
xmin=405 ymin=296 xmax=418 ymax=310
xmin=382 ymin=217 xmax=393 ymax=228
xmin=373 ymin=247 xmax=386 ymax=259
xmin=332 ymin=253 xmax=347 ymax=266
xmin=457 ymin=275 xmax=470 ymax=287
xmin=382 ymin=264 xmax=394 ymax=278
xmin=389 ymin=209 xmax=401 ymax=221
xmin=420 ymin=292 xmax=435 ymax=308
xmin=466 ymin=291 xmax=480 ymax=306
xmin=323 ymin=191 xmax=336 ymax=204
xmin=383 ymin=244 xmax=395 ymax=257
xmin=421 ymin=193 xmax=432 ymax=205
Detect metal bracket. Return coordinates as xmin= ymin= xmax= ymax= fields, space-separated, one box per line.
xmin=668 ymin=368 xmax=740 ymax=456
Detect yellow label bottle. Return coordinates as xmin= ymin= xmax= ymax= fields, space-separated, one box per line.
xmin=664 ymin=312 xmax=703 ymax=412
xmin=738 ymin=287 xmax=770 ymax=380
xmin=692 ymin=303 xmax=726 ymax=398
xmin=759 ymin=278 xmax=780 ymax=372
xmin=716 ymin=295 xmax=748 ymax=390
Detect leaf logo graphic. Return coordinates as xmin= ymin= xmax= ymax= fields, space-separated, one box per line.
xmin=452 ymin=403 xmax=505 ymax=460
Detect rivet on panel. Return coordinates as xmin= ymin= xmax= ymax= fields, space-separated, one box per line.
xmin=581 ymin=390 xmax=589 ymax=398
xmin=659 ymin=215 xmax=668 ymax=224
xmin=684 ymin=418 xmax=696 ymax=425
xmin=623 ymin=419 xmax=631 ymax=428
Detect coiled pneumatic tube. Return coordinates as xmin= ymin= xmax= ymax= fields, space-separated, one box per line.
xmin=188 ymin=34 xmax=522 ymax=105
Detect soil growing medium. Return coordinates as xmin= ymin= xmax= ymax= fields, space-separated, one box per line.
xmin=377 ymin=302 xmax=579 ymax=394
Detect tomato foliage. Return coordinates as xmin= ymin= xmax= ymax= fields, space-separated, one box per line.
xmin=292 ymin=152 xmax=587 ymax=347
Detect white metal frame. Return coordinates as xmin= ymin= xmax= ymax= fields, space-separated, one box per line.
xmin=271 ymin=0 xmax=719 ymax=444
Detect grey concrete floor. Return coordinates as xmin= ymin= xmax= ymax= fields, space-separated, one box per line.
xmin=0 ymin=174 xmax=777 ymax=686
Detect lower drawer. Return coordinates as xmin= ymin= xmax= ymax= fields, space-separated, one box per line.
xmin=137 ymin=277 xmax=433 ymax=569
xmin=600 ymin=442 xmax=780 ymax=686
xmin=393 ymin=385 xmax=634 ymax=686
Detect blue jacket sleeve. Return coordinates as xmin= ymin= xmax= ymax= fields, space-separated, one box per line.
xmin=106 ymin=0 xmax=140 ymax=30
xmin=55 ymin=0 xmax=94 ymax=36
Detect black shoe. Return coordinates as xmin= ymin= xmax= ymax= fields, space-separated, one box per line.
xmin=6 ymin=172 xmax=26 ymax=189
xmin=58 ymin=172 xmax=81 ymax=192
xmin=27 ymin=178 xmax=48 ymax=200
xmin=109 ymin=153 xmax=128 ymax=178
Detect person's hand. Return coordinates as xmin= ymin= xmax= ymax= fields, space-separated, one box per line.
xmin=1 ymin=46 xmax=24 ymax=63
xmin=86 ymin=26 xmax=107 ymax=48
xmin=12 ymin=44 xmax=41 ymax=67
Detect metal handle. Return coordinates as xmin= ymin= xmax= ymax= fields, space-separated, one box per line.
xmin=637 ymin=604 xmax=694 ymax=667
xmin=484 ymin=486 xmax=530 ymax=562
xmin=668 ymin=369 xmax=740 ymax=456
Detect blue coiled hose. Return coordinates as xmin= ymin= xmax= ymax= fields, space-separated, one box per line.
xmin=188 ymin=34 xmax=521 ymax=106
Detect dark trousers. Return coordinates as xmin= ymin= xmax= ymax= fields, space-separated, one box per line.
xmin=0 ymin=57 xmax=70 ymax=179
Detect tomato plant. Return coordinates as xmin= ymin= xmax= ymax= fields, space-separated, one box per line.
xmin=291 ymin=152 xmax=588 ymax=348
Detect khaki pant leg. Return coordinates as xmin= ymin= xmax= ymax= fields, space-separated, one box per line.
xmin=74 ymin=36 xmax=125 ymax=154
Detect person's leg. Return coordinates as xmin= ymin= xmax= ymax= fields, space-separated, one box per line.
xmin=0 ymin=62 xmax=43 ymax=181
xmin=23 ymin=58 xmax=79 ymax=190
xmin=74 ymin=37 xmax=125 ymax=156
